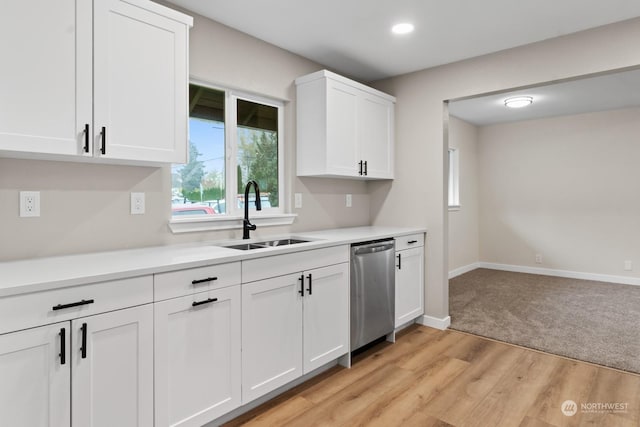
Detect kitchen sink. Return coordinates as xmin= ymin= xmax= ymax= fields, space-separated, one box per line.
xmin=224 ymin=243 xmax=267 ymax=251
xmin=256 ymin=238 xmax=309 ymax=247
xmin=223 ymin=238 xmax=311 ymax=251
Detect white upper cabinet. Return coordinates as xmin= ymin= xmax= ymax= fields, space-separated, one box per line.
xmin=296 ymin=70 xmax=395 ymax=179
xmin=0 ymin=0 xmax=92 ymax=157
xmin=0 ymin=0 xmax=192 ymax=164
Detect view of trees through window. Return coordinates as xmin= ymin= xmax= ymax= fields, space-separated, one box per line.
xmin=171 ymin=84 xmax=279 ymax=216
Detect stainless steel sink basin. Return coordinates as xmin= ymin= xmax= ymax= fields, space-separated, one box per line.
xmin=224 ymin=243 xmax=267 ymax=251
xmin=256 ymin=238 xmax=309 ymax=247
xmin=223 ymin=238 xmax=311 ymax=250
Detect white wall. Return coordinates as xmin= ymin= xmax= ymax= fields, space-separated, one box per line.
xmin=448 ymin=116 xmax=479 ymax=274
xmin=0 ymin=7 xmax=370 ymax=261
xmin=371 ymin=17 xmax=640 ymax=320
xmin=478 ymin=107 xmax=640 ymax=278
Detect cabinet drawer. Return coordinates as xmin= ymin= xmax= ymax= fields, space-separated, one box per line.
xmin=395 ymin=233 xmax=425 ymax=251
xmin=154 ymin=262 xmax=241 ymax=301
xmin=242 ymin=246 xmax=349 ymax=283
xmin=0 ymin=276 xmax=153 ymax=335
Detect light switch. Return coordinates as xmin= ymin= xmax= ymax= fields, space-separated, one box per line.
xmin=294 ymin=193 xmax=302 ymax=209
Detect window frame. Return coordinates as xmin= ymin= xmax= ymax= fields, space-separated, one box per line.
xmin=169 ymin=80 xmax=294 ymax=234
xmin=448 ymin=147 xmax=460 ymax=210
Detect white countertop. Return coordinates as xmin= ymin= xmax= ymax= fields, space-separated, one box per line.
xmin=0 ymin=226 xmax=425 ymax=297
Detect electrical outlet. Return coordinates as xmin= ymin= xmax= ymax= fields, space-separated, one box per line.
xmin=624 ymin=260 xmax=633 ymax=271
xmin=535 ymin=254 xmax=542 ymax=264
xmin=20 ymin=191 xmax=40 ymax=217
xmin=131 ymin=192 xmax=145 ymax=215
xmin=346 ymin=194 xmax=352 ymax=208
xmin=294 ymin=193 xmax=302 ymax=209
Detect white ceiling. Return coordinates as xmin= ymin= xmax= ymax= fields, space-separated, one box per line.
xmin=448 ymin=68 xmax=640 ymax=126
xmin=166 ymin=0 xmax=640 ymax=82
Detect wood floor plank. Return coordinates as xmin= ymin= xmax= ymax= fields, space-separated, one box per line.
xmin=284 ymin=363 xmax=416 ymax=427
xmin=422 ymin=337 xmax=526 ymax=425
xmin=344 ymin=356 xmax=469 ymax=427
xmin=525 ymin=358 xmax=599 ymax=426
xmin=458 ymin=349 xmax=561 ymax=427
xmin=223 ymin=326 xmax=640 ymax=427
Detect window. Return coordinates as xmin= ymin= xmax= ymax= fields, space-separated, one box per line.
xmin=448 ymin=148 xmax=460 ymax=209
xmin=171 ymin=83 xmax=284 ymax=220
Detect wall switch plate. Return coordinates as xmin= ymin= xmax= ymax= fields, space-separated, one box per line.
xmin=20 ymin=191 xmax=40 ymax=217
xmin=346 ymin=194 xmax=352 ymax=208
xmin=131 ymin=192 xmax=145 ymax=215
xmin=624 ymin=260 xmax=633 ymax=271
xmin=535 ymin=253 xmax=542 ymax=264
xmin=294 ymin=193 xmax=302 ymax=209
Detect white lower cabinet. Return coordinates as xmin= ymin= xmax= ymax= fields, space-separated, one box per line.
xmin=154 ymin=286 xmax=241 ymax=427
xmin=395 ymin=245 xmax=425 ymax=327
xmin=242 ymin=262 xmax=349 ymax=403
xmin=0 ymin=322 xmax=71 ymax=427
xmin=0 ymin=304 xmax=153 ymax=427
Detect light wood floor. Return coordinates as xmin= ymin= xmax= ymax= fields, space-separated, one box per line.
xmin=224 ymin=325 xmax=640 ymax=427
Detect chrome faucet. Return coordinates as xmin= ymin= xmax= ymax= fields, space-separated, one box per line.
xmin=243 ymin=180 xmax=262 ymax=239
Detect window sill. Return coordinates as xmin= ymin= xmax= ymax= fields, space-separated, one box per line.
xmin=448 ymin=205 xmax=461 ymax=212
xmin=169 ymin=213 xmax=298 ymax=234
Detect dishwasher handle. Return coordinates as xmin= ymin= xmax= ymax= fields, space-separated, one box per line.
xmin=352 ymin=240 xmax=395 ymax=255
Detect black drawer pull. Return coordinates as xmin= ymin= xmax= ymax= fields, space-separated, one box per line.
xmin=364 ymin=160 xmax=368 ymax=176
xmin=83 ymin=124 xmax=90 ymax=153
xmin=407 ymin=240 xmax=418 ymax=244
xmin=397 ymin=253 xmax=402 ymax=270
xmin=298 ymin=274 xmax=305 ymax=296
xmin=191 ymin=277 xmax=218 ymax=285
xmin=358 ymin=160 xmax=363 ymax=176
xmin=52 ymin=299 xmax=94 ymax=311
xmin=192 ymin=297 xmax=218 ymax=307
xmin=59 ymin=328 xmax=66 ymax=365
xmin=80 ymin=323 xmax=88 ymax=359
xmin=306 ymin=273 xmax=313 ymax=295
xmin=100 ymin=126 xmax=106 ymax=155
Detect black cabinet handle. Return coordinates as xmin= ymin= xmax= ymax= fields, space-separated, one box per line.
xmin=364 ymin=161 xmax=368 ymax=176
xmin=298 ymin=274 xmax=305 ymax=296
xmin=358 ymin=160 xmax=363 ymax=176
xmin=59 ymin=328 xmax=66 ymax=365
xmin=52 ymin=299 xmax=94 ymax=311
xmin=306 ymin=273 xmax=313 ymax=295
xmin=83 ymin=124 xmax=90 ymax=153
xmin=192 ymin=297 xmax=218 ymax=307
xmin=191 ymin=277 xmax=218 ymax=285
xmin=100 ymin=126 xmax=106 ymax=155
xmin=80 ymin=323 xmax=87 ymax=359
xmin=407 ymin=240 xmax=418 ymax=244
xmin=397 ymin=253 xmax=402 ymax=270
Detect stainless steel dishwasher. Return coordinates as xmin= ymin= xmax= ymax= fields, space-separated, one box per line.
xmin=350 ymin=239 xmax=395 ymax=351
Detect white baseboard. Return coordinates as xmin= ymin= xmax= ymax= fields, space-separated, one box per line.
xmin=449 ymin=262 xmax=481 ymax=279
xmin=479 ymin=262 xmax=640 ymax=287
xmin=418 ymin=314 xmax=451 ymax=330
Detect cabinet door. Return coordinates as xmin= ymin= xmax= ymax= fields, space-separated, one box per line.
xmin=242 ymin=273 xmax=303 ymax=403
xmin=358 ymin=92 xmax=394 ymax=179
xmin=93 ymin=0 xmax=188 ymax=163
xmin=0 ymin=322 xmax=70 ymax=427
xmin=72 ymin=304 xmax=153 ymax=427
xmin=325 ymin=79 xmax=360 ymax=176
xmin=302 ymin=263 xmax=349 ymax=374
xmin=0 ymin=0 xmax=92 ymax=157
xmin=155 ymin=287 xmax=241 ymax=427
xmin=395 ymin=247 xmax=425 ymax=327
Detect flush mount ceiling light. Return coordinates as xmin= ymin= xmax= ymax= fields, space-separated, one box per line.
xmin=391 ymin=23 xmax=414 ymax=35
xmin=504 ymin=96 xmax=533 ymax=108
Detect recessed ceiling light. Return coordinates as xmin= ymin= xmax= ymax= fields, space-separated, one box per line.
xmin=392 ymin=23 xmax=414 ymax=35
xmin=504 ymin=96 xmax=533 ymax=108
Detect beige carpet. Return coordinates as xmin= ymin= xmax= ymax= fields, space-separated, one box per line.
xmin=449 ymin=268 xmax=640 ymax=373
